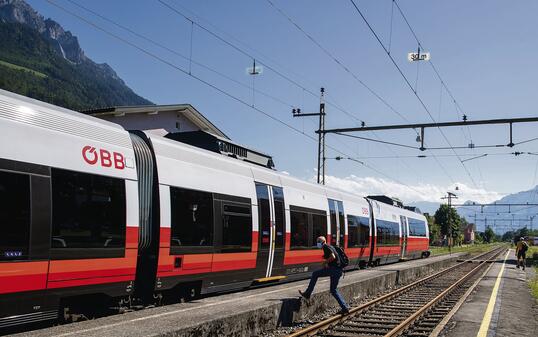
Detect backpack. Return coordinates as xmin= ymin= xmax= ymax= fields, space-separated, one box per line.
xmin=521 ymin=241 xmax=529 ymax=252
xmin=332 ymin=245 xmax=349 ymax=268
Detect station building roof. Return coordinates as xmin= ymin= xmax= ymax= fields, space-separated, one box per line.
xmin=83 ymin=104 xmax=229 ymax=140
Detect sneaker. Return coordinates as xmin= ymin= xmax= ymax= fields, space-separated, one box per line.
xmin=516 ymin=265 xmax=520 ymax=269
xmin=340 ymin=308 xmax=350 ymax=315
xmin=298 ymin=290 xmax=310 ymax=299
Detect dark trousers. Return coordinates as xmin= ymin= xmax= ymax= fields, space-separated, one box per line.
xmin=517 ymin=251 xmax=526 ymax=267
xmin=304 ymin=266 xmax=349 ymax=310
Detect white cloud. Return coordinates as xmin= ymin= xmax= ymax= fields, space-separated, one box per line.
xmin=320 ymin=174 xmax=504 ymax=204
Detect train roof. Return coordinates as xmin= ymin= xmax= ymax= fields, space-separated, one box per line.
xmin=0 ymin=89 xmax=423 ymax=217
xmin=146 ymin=131 xmax=415 ymax=213
xmin=0 ymin=89 xmax=127 ymax=132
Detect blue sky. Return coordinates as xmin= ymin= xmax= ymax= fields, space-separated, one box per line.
xmin=28 ymin=0 xmax=538 ymax=203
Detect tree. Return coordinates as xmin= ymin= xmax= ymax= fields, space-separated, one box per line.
xmin=516 ymin=227 xmax=529 ymax=239
xmin=484 ymin=227 xmax=496 ymax=243
xmin=434 ymin=204 xmax=462 ymax=244
xmin=425 ymin=214 xmax=441 ymax=245
xmin=501 ymin=230 xmax=514 ymax=242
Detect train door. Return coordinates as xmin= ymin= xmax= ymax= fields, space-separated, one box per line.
xmin=400 ymin=215 xmax=408 ymax=259
xmin=255 ymin=183 xmax=285 ymax=280
xmin=328 ymin=199 xmax=345 ymax=247
xmin=366 ymin=199 xmax=377 ymax=265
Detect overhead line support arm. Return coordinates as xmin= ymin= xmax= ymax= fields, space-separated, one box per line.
xmin=318 ymin=116 xmax=538 ymax=134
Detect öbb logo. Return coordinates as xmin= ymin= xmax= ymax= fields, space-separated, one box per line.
xmin=82 ymin=146 xmax=125 ymax=170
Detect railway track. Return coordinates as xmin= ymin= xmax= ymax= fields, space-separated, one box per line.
xmin=287 ymin=246 xmax=506 ymax=337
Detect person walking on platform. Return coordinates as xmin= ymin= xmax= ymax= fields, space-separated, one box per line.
xmin=516 ymin=237 xmax=529 ymax=270
xmin=299 ymin=236 xmax=350 ymax=314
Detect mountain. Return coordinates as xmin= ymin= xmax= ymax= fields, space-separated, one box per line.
xmin=457 ymin=186 xmax=538 ymax=233
xmin=0 ymin=0 xmax=152 ymax=110
xmin=409 ymin=186 xmax=538 ymax=234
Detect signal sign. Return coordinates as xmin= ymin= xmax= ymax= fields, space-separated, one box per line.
xmin=408 ymin=52 xmax=430 ymax=62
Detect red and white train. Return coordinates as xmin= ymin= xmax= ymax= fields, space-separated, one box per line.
xmin=0 ymin=89 xmax=429 ymax=329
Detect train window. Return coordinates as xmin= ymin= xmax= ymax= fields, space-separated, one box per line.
xmin=311 ymin=214 xmax=327 ymax=248
xmin=329 ymin=201 xmax=337 ymax=245
xmin=272 ymin=187 xmax=285 ymax=248
xmin=0 ymin=171 xmax=31 ymax=261
xmin=347 ymin=215 xmax=370 ymax=247
xmin=408 ymin=218 xmax=427 ymax=237
xmin=290 ymin=210 xmax=309 ymax=249
xmin=170 ymin=187 xmax=214 ymax=248
xmin=221 ymin=202 xmax=252 ymax=253
xmin=337 ymin=202 xmax=345 ymax=246
xmin=291 ymin=206 xmax=327 ymax=250
xmin=256 ymin=184 xmax=271 ymax=248
xmin=51 ymin=169 xmax=126 ymax=255
xmin=376 ymin=219 xmax=400 ymax=245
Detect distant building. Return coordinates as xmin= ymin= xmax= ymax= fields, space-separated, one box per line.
xmin=84 ymin=104 xmax=229 ymax=139
xmin=464 ymin=223 xmax=475 ymax=244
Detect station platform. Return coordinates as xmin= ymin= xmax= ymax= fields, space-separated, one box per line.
xmin=14 ymin=253 xmax=466 ymax=337
xmin=439 ymin=249 xmax=538 ymax=337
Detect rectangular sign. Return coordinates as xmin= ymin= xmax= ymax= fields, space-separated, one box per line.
xmin=408 ymin=52 xmax=430 ymax=62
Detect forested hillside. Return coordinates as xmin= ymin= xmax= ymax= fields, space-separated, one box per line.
xmin=0 ymin=0 xmax=152 ymax=111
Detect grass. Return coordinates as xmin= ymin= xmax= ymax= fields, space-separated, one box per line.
xmin=0 ymin=59 xmax=47 ymax=78
xmin=530 ymin=267 xmax=538 ymax=301
xmin=527 ymin=246 xmax=538 ymax=300
xmin=429 ymin=243 xmax=502 ymax=256
xmin=528 ymin=245 xmax=538 ymax=259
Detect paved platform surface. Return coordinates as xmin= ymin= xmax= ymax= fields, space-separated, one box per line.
xmin=13 ymin=253 xmax=466 ymax=337
xmin=440 ymin=249 xmax=538 ymax=337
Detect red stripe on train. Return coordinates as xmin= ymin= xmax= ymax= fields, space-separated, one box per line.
xmin=47 ymin=275 xmax=134 ymax=289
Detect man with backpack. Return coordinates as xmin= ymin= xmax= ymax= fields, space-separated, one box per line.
xmin=516 ymin=237 xmax=529 ymax=270
xmin=298 ymin=236 xmax=350 ymax=314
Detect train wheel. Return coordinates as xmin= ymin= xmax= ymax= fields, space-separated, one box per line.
xmin=183 ymin=285 xmax=200 ymax=301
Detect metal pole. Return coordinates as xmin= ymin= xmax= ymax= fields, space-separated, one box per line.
xmin=316 ymin=88 xmax=325 ymax=184
xmin=420 ymin=127 xmax=425 ymax=151
xmin=292 ymin=88 xmax=327 ymax=185
xmin=321 ymin=94 xmax=326 ymax=185
xmin=508 ymin=122 xmax=514 ymax=147
xmin=448 ymin=193 xmax=452 ymax=254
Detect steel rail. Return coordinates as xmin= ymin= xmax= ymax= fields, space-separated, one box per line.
xmin=286 ymin=247 xmax=505 ymax=337
xmin=383 ymin=250 xmax=502 ymax=336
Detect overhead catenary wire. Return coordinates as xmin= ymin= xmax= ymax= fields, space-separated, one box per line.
xmin=264 ymin=0 xmax=409 ymax=123
xmin=45 ymin=0 xmax=425 ymax=196
xmin=392 ymin=0 xmax=488 ymax=186
xmin=161 ymin=0 xmax=420 ymax=183
xmin=262 ymin=0 xmax=440 ymax=184
xmin=158 ymin=0 xmax=383 ymax=132
xmin=64 ymin=0 xmax=295 ymax=110
xmin=167 ymin=0 xmax=327 ymax=99
xmin=66 ymin=0 xmax=409 ymax=188
xmin=46 ymin=0 xmax=313 ymax=140
xmin=265 ymin=0 xmax=456 ymax=185
xmin=348 ymin=0 xmax=480 ymax=189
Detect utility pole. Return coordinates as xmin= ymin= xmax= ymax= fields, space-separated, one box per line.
xmin=293 ymin=88 xmax=326 ymax=184
xmin=441 ymin=192 xmax=458 ymax=254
